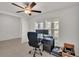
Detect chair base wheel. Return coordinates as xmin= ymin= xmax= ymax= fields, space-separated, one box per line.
xmin=29 ymin=48 xmax=43 ymax=57
xmin=29 ymin=51 xmax=31 ymax=54
xmin=33 ymin=54 xmax=35 ymax=57
xmin=40 ymin=53 xmax=42 ymax=56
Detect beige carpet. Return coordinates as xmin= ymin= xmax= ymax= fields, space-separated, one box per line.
xmin=0 ymin=38 xmax=54 ymax=57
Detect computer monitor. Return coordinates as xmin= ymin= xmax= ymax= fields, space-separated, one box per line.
xmin=36 ymin=29 xmax=48 ymax=34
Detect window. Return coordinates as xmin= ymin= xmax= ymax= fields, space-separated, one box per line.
xmin=34 ymin=22 xmax=38 ymax=29
xmin=34 ymin=22 xmax=44 ymax=30
xmin=53 ymin=21 xmax=59 ymax=39
xmin=34 ymin=19 xmax=59 ymax=39
xmin=39 ymin=22 xmax=44 ymax=29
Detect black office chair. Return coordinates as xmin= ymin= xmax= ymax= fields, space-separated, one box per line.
xmin=27 ymin=32 xmax=42 ymax=57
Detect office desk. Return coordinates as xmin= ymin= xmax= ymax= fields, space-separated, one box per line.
xmin=42 ymin=38 xmax=54 ymax=53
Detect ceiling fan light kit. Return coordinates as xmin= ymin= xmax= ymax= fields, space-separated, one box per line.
xmin=24 ymin=10 xmax=31 ymax=14
xmin=11 ymin=2 xmax=42 ymax=16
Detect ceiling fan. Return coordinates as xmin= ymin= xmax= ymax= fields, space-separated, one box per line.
xmin=11 ymin=2 xmax=42 ymax=16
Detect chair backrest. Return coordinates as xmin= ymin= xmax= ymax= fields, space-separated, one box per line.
xmin=27 ymin=32 xmax=39 ymax=48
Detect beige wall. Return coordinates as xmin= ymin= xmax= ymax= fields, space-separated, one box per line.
xmin=0 ymin=14 xmax=21 ymax=41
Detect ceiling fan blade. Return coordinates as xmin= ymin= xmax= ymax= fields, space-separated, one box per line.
xmin=16 ymin=11 xmax=24 ymax=13
xmin=30 ymin=2 xmax=36 ymax=9
xmin=26 ymin=3 xmax=29 ymax=6
xmin=11 ymin=3 xmax=24 ymax=9
xmin=31 ymin=10 xmax=42 ymax=13
xmin=24 ymin=2 xmax=29 ymax=8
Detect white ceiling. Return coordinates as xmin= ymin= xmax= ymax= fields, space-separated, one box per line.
xmin=0 ymin=2 xmax=79 ymax=17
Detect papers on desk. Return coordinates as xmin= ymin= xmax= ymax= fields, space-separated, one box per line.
xmin=37 ymin=34 xmax=43 ymax=39
xmin=44 ymin=38 xmax=52 ymax=40
xmin=37 ymin=34 xmax=53 ymax=41
xmin=44 ymin=35 xmax=53 ymax=38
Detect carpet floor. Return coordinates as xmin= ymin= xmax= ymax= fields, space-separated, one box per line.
xmin=0 ymin=38 xmax=54 ymax=57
